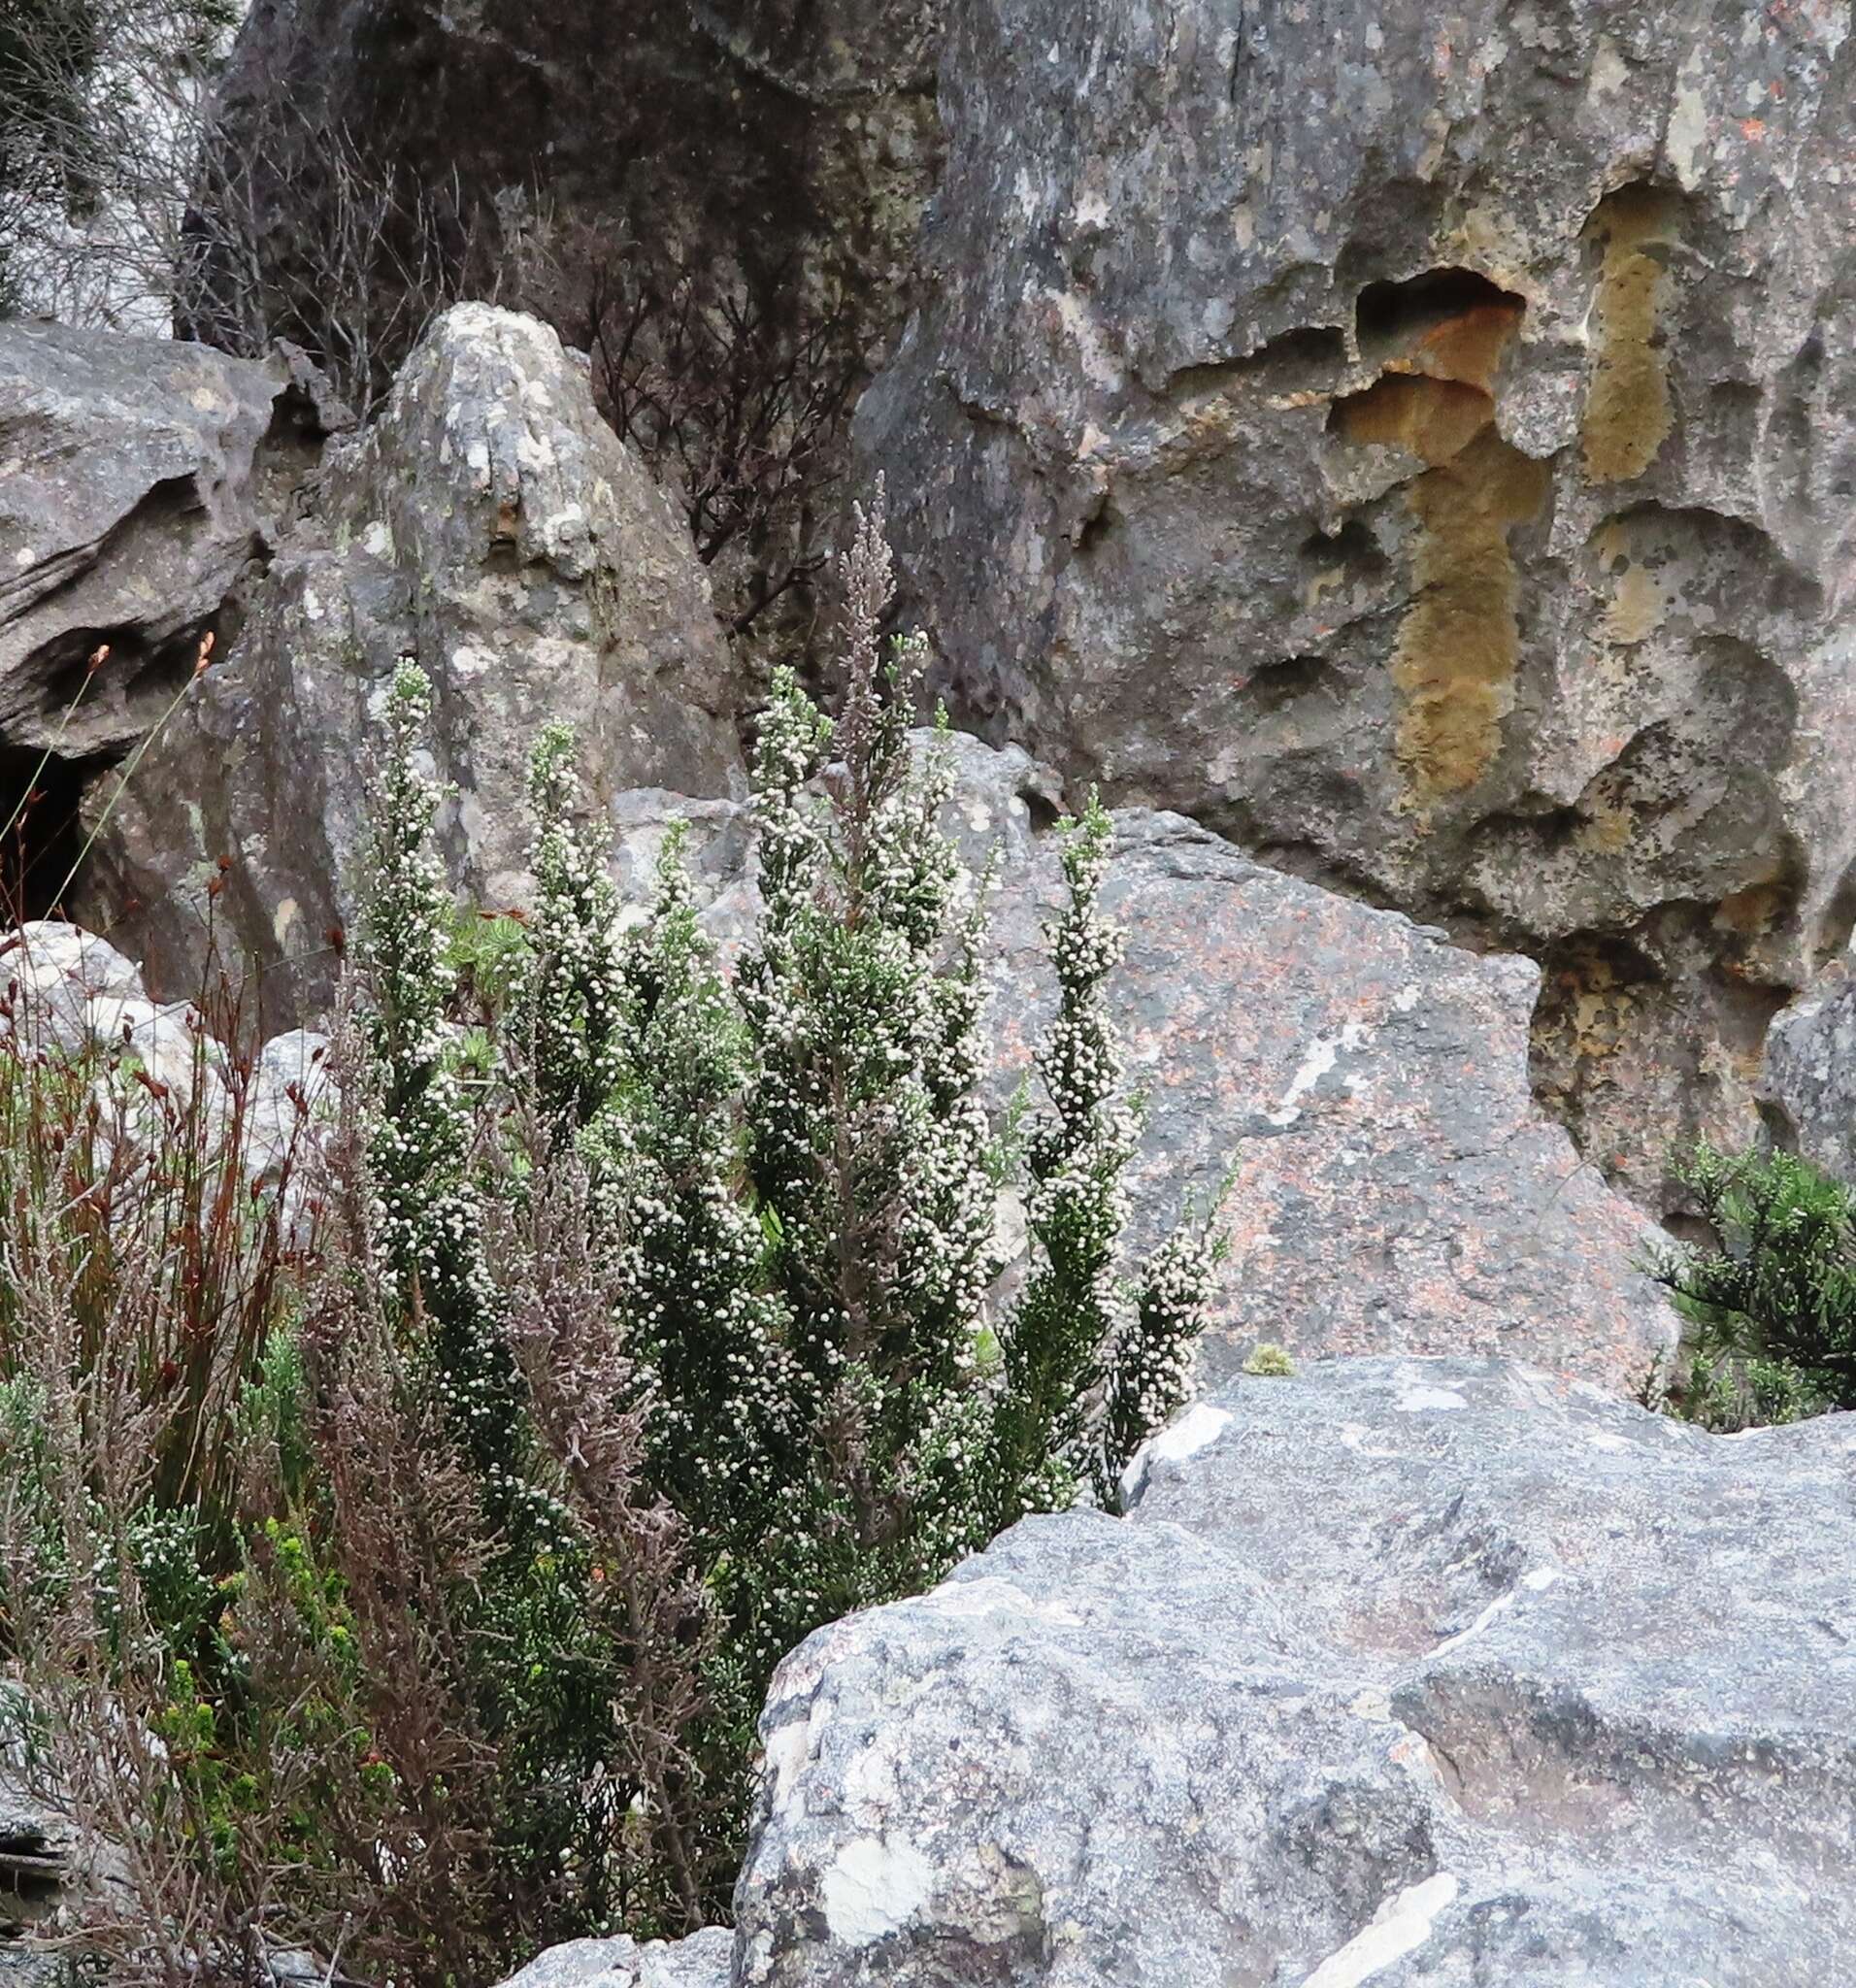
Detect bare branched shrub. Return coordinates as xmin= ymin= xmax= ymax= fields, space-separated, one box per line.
xmin=486 ymin=1122 xmax=718 ymax=1928
xmin=521 ymin=214 xmax=874 ymax=637
xmin=0 ymin=0 xmax=467 ymax=414
xmin=177 ymin=103 xmax=476 ymax=417
xmin=0 ymin=933 xmax=338 ymax=1987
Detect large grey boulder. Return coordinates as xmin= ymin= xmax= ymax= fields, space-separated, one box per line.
xmin=83 ymin=306 xmax=744 ymax=1021
xmin=0 ymin=320 xmax=328 ymax=762
xmin=733 ymin=1355 xmax=1856 ymax=1985
xmin=607 ymin=734 xmax=1678 ymax=1394
xmin=860 ymin=0 xmax=1856 ymax=1207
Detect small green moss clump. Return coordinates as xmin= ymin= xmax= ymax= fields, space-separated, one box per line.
xmin=1243 ymin=1342 xmax=1295 ymax=1378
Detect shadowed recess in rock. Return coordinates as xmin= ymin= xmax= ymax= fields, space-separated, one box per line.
xmin=0 ymin=745 xmax=91 ymax=920
xmin=1581 ymin=185 xmax=1684 ymax=484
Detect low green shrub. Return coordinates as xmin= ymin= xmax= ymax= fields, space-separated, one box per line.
xmin=1647 ymin=1142 xmax=1856 ymax=1429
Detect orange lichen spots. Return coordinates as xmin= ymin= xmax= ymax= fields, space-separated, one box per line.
xmin=1390 ymin=428 xmax=1551 ymax=812
xmin=1332 ymin=281 xmax=1545 ymax=812
xmin=1713 ymin=878 xmax=1791 ymax=941
xmin=1581 ymin=186 xmax=1683 ymax=483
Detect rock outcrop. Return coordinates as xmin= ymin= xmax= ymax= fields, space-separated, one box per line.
xmin=82 ymin=306 xmax=743 ymax=1023
xmin=501 ymin=1932 xmax=733 ymax=1988
xmin=609 ymin=734 xmax=1679 ymax=1395
xmin=859 ymin=0 xmax=1856 ymax=1207
xmin=1761 ymin=954 xmax=1856 ymax=1184
xmin=726 ymin=1356 xmax=1856 ymax=1986
xmin=200 ymin=0 xmax=945 ymax=620
xmin=211 ymin=0 xmax=941 ymax=338
xmin=0 ymin=321 xmax=335 ymax=908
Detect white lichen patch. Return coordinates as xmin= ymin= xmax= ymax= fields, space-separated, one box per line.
xmin=1396 ymin=1384 xmax=1468 ymax=1413
xmin=1299 ymin=1872 xmax=1461 ymax=1988
xmin=1267 ymin=1022 xmax=1372 ymax=1126
xmin=820 ymin=1834 xmax=936 ymax=1946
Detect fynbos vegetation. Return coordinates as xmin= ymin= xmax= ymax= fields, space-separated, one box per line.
xmin=0 ymin=506 xmax=1219 ymax=1985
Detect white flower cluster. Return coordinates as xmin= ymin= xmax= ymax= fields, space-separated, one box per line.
xmin=356 ymin=662 xmax=475 ymax=1309
xmin=339 ymin=515 xmax=1224 ymax=1877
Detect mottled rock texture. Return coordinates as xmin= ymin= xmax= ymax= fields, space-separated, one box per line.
xmin=0 ymin=920 xmax=336 ymax=1229
xmin=0 ymin=321 xmax=333 ymax=897
xmin=731 ymin=1356 xmax=1856 ymax=1986
xmin=83 ymin=305 xmax=742 ymax=1024
xmin=609 ymin=734 xmax=1679 ymax=1394
xmin=1761 ymin=954 xmax=1856 ymax=1184
xmin=859 ymin=0 xmax=1856 ymax=1207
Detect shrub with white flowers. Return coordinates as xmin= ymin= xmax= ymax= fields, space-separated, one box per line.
xmin=338 ymin=497 xmax=1223 ymax=1938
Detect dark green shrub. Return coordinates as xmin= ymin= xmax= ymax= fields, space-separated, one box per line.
xmin=1648 ymin=1143 xmax=1856 ymax=1427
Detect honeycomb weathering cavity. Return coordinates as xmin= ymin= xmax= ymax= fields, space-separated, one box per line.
xmin=1333 ymin=274 xmax=1544 ymax=815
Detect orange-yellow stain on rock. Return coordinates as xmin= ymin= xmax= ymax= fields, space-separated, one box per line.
xmin=1335 ymin=314 xmax=1547 ymax=814
xmin=1382 ymin=299 xmax=1525 ymax=394
xmin=1582 ymin=186 xmax=1682 ymax=483
xmin=1553 ymin=950 xmax=1641 ymax=1070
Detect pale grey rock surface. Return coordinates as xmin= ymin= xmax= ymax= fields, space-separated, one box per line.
xmin=84 ymin=305 xmax=744 ymax=1021
xmin=0 ymin=919 xmax=336 ymax=1225
xmin=860 ymin=0 xmax=1856 ymax=1205
xmin=1761 ymin=957 xmax=1856 ymax=1184
xmin=731 ymin=1356 xmax=1856 ymax=1986
xmin=500 ymin=1931 xmax=731 ymax=1988
xmin=0 ymin=320 xmax=328 ymax=760
xmin=609 ymin=734 xmax=1679 ymax=1394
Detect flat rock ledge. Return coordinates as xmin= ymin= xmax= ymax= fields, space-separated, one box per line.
xmin=514 ymin=1356 xmax=1856 ymax=1988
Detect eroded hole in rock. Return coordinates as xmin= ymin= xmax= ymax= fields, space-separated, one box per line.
xmin=1530 ymin=898 xmax=1800 ymax=1204
xmin=1581 ymin=184 xmax=1685 ymax=483
xmin=1170 ymin=324 xmax=1346 ymax=399
xmin=1355 ymin=267 xmax=1525 ymax=387
xmin=1814 ymin=855 xmax=1856 ymax=962
xmin=1298 ymin=518 xmax=1384 ymax=573
xmin=1529 ymin=933 xmax=1666 ymax=1174
xmin=0 ymin=746 xmax=92 ymax=921
xmin=1240 ymin=653 xmax=1345 ymax=715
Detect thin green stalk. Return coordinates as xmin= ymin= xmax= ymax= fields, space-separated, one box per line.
xmin=43 ymin=632 xmax=215 ymax=917
xmin=0 ymin=643 xmax=107 ymax=853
